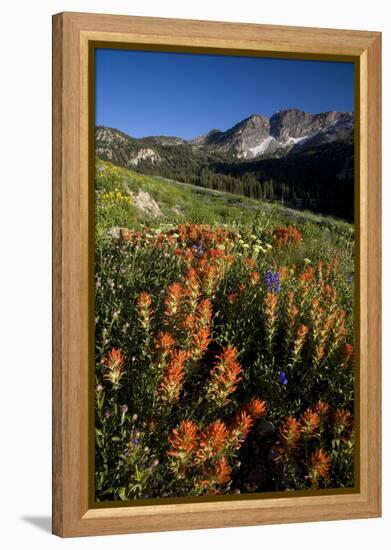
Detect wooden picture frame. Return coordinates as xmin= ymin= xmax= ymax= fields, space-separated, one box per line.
xmin=52 ymin=11 xmax=381 ymax=537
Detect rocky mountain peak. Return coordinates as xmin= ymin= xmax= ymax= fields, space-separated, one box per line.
xmin=96 ymin=108 xmax=354 ymax=165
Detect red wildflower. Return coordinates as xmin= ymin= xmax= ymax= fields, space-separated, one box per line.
xmin=192 ymin=327 xmax=211 ymax=359
xmin=230 ymin=410 xmax=254 ymax=448
xmin=154 ymin=331 xmax=175 ymax=360
xmin=136 ymin=292 xmax=153 ymax=331
xmin=164 ymin=282 xmax=183 ymax=321
xmin=159 ymin=350 xmax=188 ymax=404
xmin=206 ymin=346 xmax=243 ymax=407
xmin=214 ymin=456 xmax=231 ymax=485
xmin=196 ymin=299 xmax=213 ymax=329
xmin=200 ymin=264 xmax=218 ymax=296
xmin=299 ymin=266 xmax=315 ymax=284
xmin=244 ymin=257 xmax=256 ymax=269
xmin=301 ymin=408 xmax=320 ymax=439
xmin=243 ymin=398 xmax=267 ymax=421
xmin=264 ymin=292 xmax=278 ymax=349
xmin=292 ymin=324 xmax=309 ymax=361
xmin=340 ymin=343 xmax=354 ymax=367
xmin=167 ymin=419 xmax=199 ymax=461
xmin=314 ymin=345 xmax=325 ymax=364
xmin=287 ymin=291 xmax=299 ymax=329
xmin=307 ymin=448 xmax=331 ymax=487
xmin=314 ymin=400 xmax=330 ymax=420
xmin=198 ymin=420 xmax=229 ymax=461
xmin=182 ymin=313 xmax=196 ymax=334
xmin=249 ymin=271 xmax=260 ymax=286
xmin=103 ymin=348 xmax=125 ymax=389
xmin=278 ymin=416 xmax=301 ymax=449
xmin=185 ymin=268 xmax=201 ymax=310
xmin=274 ymin=225 xmax=302 ymax=247
xmin=333 ymin=409 xmax=352 ymax=437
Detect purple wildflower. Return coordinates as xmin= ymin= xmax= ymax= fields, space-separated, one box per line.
xmin=265 ymin=270 xmax=281 ymax=293
xmin=278 ymin=371 xmax=288 ymax=385
xmin=192 ymin=242 xmax=204 ymax=258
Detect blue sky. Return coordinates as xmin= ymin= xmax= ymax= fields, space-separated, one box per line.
xmin=95 ymin=49 xmax=354 ymax=140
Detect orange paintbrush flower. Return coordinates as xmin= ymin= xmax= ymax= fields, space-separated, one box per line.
xmin=307 ymin=448 xmax=331 ymax=487
xmin=103 ymin=348 xmax=125 ymax=389
xmin=244 ymin=398 xmax=267 ymax=421
xmin=158 ymin=350 xmax=188 ymax=404
xmin=196 ymin=299 xmax=213 ymax=329
xmin=314 ymin=400 xmax=330 ymax=420
xmin=200 ymin=264 xmax=218 ymax=296
xmin=167 ymin=419 xmax=199 ymax=462
xmin=287 ymin=291 xmax=299 ymax=330
xmin=230 ymin=410 xmax=254 ymax=448
xmin=206 ymin=346 xmax=243 ymax=407
xmin=340 ymin=343 xmax=354 ymax=367
xmin=278 ymin=416 xmax=301 ymax=449
xmin=333 ymin=408 xmax=352 ymax=436
xmin=264 ymin=292 xmax=278 ymax=351
xmin=301 ymin=408 xmax=320 ymax=439
xmin=278 ymin=266 xmax=291 ymax=280
xmin=249 ymin=271 xmax=260 ymax=286
xmin=198 ymin=456 xmax=232 ymax=495
xmin=164 ymin=282 xmax=183 ymax=322
xmin=273 ymin=415 xmax=302 ymax=463
xmin=244 ymin=257 xmax=257 ymax=269
xmin=273 ymin=225 xmax=302 ymax=247
xmin=192 ymin=327 xmax=211 ymax=359
xmin=184 ymin=268 xmax=201 ymax=311
xmin=314 ymin=344 xmax=325 ymax=364
xmin=299 ymin=266 xmax=315 ymax=284
xmin=136 ymin=291 xmax=152 ymax=308
xmin=182 ymin=313 xmax=196 ymax=335
xmin=332 ymin=309 xmax=348 ymax=346
xmin=154 ymin=331 xmax=175 ymax=361
xmin=214 ymin=456 xmax=231 ymax=485
xmin=198 ymin=420 xmax=229 ymax=461
xmin=136 ymin=292 xmax=153 ymax=331
xmin=292 ymin=324 xmax=309 ymax=361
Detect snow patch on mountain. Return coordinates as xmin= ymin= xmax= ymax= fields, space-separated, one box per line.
xmin=250 ymin=136 xmax=277 ymax=156
xmin=285 ymin=135 xmax=309 ymax=146
xmin=239 ymin=136 xmax=277 ymax=159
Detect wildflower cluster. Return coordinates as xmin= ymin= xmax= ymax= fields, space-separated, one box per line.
xmin=273 ymin=225 xmax=302 ymax=247
xmin=95 ymin=215 xmax=355 ymax=500
xmin=167 ymin=398 xmax=266 ymax=495
xmin=271 ymin=401 xmax=354 ymax=489
xmin=101 ymin=188 xmax=133 ymax=205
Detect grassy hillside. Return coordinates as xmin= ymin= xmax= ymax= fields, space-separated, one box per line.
xmin=96 ymin=159 xmax=353 ymax=245
xmin=96 ymin=159 xmax=354 ymax=274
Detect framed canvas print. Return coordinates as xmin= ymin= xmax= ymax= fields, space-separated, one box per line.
xmin=52 ymin=12 xmax=381 ymax=537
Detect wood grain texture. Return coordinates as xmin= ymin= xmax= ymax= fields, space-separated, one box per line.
xmin=52 ymin=12 xmax=382 ymax=537
xmin=52 ymin=12 xmax=63 ymax=537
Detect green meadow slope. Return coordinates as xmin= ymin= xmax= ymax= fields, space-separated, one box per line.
xmin=96 ymin=159 xmax=353 ymax=235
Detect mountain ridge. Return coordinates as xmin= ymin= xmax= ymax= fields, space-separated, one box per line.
xmin=95 ymin=108 xmax=355 ymax=221
xmin=96 ymin=108 xmax=354 ymax=163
